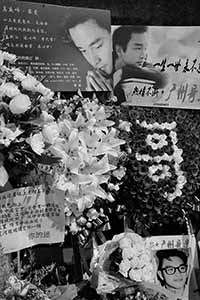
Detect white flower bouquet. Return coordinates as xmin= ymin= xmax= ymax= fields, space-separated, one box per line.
xmin=90 ymin=232 xmax=171 ymax=300
xmin=0 ymin=50 xmax=55 ymax=188
xmin=47 ymin=96 xmax=125 ymax=233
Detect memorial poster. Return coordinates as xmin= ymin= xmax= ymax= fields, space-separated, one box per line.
xmin=113 ymin=26 xmax=200 ymax=109
xmin=0 ymin=0 xmax=111 ymax=91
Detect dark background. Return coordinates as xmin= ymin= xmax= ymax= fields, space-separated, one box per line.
xmin=18 ymin=0 xmax=198 ymax=25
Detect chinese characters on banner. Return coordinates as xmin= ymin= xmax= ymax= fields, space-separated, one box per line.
xmin=112 ymin=26 xmax=200 ymax=109
xmin=145 ymin=235 xmax=191 ymax=250
xmin=0 ymin=185 xmax=65 ymax=253
xmin=0 ymin=0 xmax=111 ymax=91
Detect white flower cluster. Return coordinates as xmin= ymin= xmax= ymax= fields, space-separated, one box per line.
xmin=91 ymin=232 xmax=155 ymax=295
xmin=0 ymin=51 xmax=55 ymax=187
xmin=137 ymin=120 xmax=177 ymax=131
xmin=145 ymin=133 xmax=168 ymax=150
xmin=136 ymin=120 xmax=186 ymax=202
xmin=116 ymin=233 xmax=154 ymax=282
xmin=0 ymin=52 xmax=54 ymax=114
xmin=39 ymin=100 xmax=125 ymax=232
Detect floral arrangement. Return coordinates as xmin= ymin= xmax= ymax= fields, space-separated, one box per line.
xmin=114 ymin=105 xmax=200 ymax=236
xmin=109 ymin=232 xmax=154 ymax=282
xmin=0 ymin=50 xmax=125 ymax=239
xmin=135 ymin=119 xmax=186 ymax=202
xmin=0 ymin=49 xmax=55 ymax=189
xmin=90 ymin=232 xmax=170 ymax=300
xmin=44 ymin=95 xmax=125 ymax=233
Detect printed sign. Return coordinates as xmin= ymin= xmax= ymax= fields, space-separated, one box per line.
xmin=0 ymin=185 xmax=65 ymax=253
xmin=0 ymin=0 xmax=111 ymax=91
xmin=113 ymin=26 xmax=200 ymax=109
xmin=145 ymin=235 xmax=196 ymax=300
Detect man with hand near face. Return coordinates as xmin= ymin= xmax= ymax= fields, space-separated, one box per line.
xmin=64 ymin=10 xmax=112 ymax=91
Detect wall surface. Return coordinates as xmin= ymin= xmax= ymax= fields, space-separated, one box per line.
xmin=19 ymin=0 xmax=198 ymax=25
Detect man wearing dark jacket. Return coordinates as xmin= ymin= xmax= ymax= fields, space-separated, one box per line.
xmin=113 ymin=26 xmax=168 ymax=104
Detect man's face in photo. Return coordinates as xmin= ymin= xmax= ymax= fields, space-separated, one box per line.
xmin=158 ymin=256 xmax=188 ymax=291
xmin=69 ymin=19 xmax=112 ymax=76
xmin=120 ymin=32 xmax=148 ymax=67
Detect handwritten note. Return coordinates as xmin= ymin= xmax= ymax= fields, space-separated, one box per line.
xmin=0 ymin=185 xmax=65 ymax=253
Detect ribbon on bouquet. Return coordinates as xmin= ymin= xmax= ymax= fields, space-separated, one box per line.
xmin=77 ymin=204 xmax=128 ymax=247
xmin=77 ymin=213 xmax=111 ymax=247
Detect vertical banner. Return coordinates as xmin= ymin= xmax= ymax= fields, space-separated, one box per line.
xmin=113 ymin=26 xmax=200 ymax=109
xmin=0 ymin=0 xmax=111 ymax=91
xmin=0 ymin=185 xmax=65 ymax=253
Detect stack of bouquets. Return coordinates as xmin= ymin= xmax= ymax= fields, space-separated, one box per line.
xmin=90 ymin=232 xmax=170 ymax=300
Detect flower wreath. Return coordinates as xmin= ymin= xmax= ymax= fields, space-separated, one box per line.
xmin=114 ymin=105 xmax=200 ymax=235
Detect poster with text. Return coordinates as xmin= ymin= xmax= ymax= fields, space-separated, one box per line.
xmin=0 ymin=0 xmax=111 ymax=91
xmin=145 ymin=235 xmax=196 ymax=300
xmin=0 ymin=185 xmax=65 ymax=253
xmin=113 ymin=26 xmax=200 ymax=109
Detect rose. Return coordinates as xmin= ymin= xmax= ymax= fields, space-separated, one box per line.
xmin=21 ymin=75 xmax=38 ymax=91
xmin=112 ymin=166 xmax=126 ymax=180
xmin=143 ymin=265 xmax=154 ymax=282
xmin=119 ymin=260 xmax=131 ymax=277
xmin=119 ymin=120 xmax=132 ymax=132
xmin=0 ymin=82 xmax=20 ymax=98
xmin=129 ymin=268 xmax=143 ymax=282
xmin=119 ymin=238 xmax=132 ymax=249
xmin=122 ymin=248 xmax=137 ymax=261
xmin=0 ymin=166 xmax=8 ymax=186
xmin=9 ymin=94 xmax=31 ymax=114
xmin=42 ymin=123 xmax=60 ymax=144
